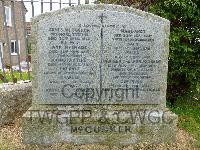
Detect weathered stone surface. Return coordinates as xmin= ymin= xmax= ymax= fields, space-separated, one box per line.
xmin=23 ymin=106 xmax=178 ymax=145
xmin=22 ymin=4 xmax=177 ymax=146
xmin=0 ymin=81 xmax=32 ymax=126
xmin=31 ymin=4 xmax=170 ymax=105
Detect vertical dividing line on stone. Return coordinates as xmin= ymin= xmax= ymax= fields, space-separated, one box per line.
xmin=21 ymin=0 xmax=31 ymax=80
xmin=2 ymin=0 xmax=14 ymax=82
xmin=41 ymin=0 xmax=43 ymax=13
xmin=69 ymin=0 xmax=71 ymax=6
xmin=50 ymin=0 xmax=52 ymax=11
xmin=31 ymin=0 xmax=34 ymax=17
xmin=0 ymin=0 xmax=6 ymax=82
xmin=99 ymin=13 xmax=105 ymax=101
xmin=78 ymin=0 xmax=80 ymax=5
xmin=11 ymin=0 xmax=23 ymax=80
xmin=59 ymin=0 xmax=62 ymax=9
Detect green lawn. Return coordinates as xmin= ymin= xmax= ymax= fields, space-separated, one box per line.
xmin=168 ymin=93 xmax=200 ymax=147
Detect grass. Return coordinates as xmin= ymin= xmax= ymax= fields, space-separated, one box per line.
xmin=0 ymin=71 xmax=32 ymax=83
xmin=168 ymin=93 xmax=200 ymax=147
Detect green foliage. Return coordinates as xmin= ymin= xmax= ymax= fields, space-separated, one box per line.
xmin=149 ymin=0 xmax=200 ymax=102
xmin=0 ymin=71 xmax=32 ymax=83
xmin=100 ymin=0 xmax=153 ymax=9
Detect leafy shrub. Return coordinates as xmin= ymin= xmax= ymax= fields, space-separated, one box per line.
xmin=149 ymin=0 xmax=200 ymax=104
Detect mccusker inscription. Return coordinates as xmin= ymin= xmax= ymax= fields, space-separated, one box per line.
xmin=26 ymin=109 xmax=175 ymax=135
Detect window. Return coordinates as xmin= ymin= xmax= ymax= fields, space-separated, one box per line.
xmin=11 ymin=40 xmax=20 ymax=55
xmin=4 ymin=6 xmax=12 ymax=26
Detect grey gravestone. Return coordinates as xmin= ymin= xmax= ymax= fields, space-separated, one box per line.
xmin=22 ymin=5 xmax=178 ymax=146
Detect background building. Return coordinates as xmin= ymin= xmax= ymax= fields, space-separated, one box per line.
xmin=0 ymin=0 xmax=27 ymax=67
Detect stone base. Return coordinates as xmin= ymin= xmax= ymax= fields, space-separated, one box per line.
xmin=22 ymin=105 xmax=178 ymax=146
xmin=0 ymin=82 xmax=31 ymax=127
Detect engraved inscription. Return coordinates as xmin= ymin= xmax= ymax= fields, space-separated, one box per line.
xmin=36 ymin=11 xmax=166 ymax=104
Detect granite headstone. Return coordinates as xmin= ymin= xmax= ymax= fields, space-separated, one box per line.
xmin=22 ymin=4 xmax=178 ymax=146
